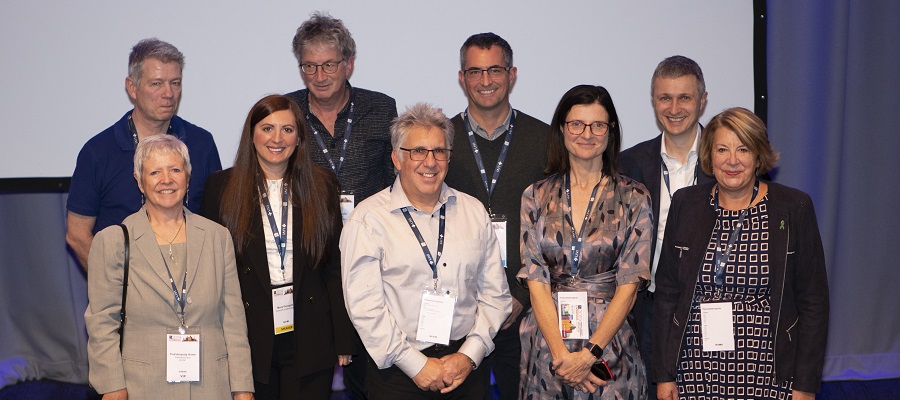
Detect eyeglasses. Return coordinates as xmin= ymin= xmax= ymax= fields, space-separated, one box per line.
xmin=463 ymin=66 xmax=511 ymax=81
xmin=300 ymin=59 xmax=345 ymax=75
xmin=399 ymin=147 xmax=452 ymax=161
xmin=565 ymin=120 xmax=615 ymax=136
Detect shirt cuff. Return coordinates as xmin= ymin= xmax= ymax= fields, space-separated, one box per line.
xmin=458 ymin=338 xmax=487 ymax=369
xmin=394 ymin=347 xmax=428 ymax=379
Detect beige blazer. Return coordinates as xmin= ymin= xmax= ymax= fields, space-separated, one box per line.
xmin=85 ymin=209 xmax=253 ymax=399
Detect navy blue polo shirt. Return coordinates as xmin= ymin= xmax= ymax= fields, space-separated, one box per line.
xmin=67 ymin=110 xmax=222 ymax=234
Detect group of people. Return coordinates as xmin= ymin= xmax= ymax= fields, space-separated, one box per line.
xmin=72 ymin=11 xmax=829 ymax=400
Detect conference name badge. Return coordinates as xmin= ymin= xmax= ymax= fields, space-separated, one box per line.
xmin=415 ymin=287 xmax=457 ymax=345
xmin=700 ymin=302 xmax=736 ymax=352
xmin=557 ymin=291 xmax=590 ymax=340
xmin=272 ymin=284 xmax=294 ymax=335
xmin=166 ymin=326 xmax=200 ymax=382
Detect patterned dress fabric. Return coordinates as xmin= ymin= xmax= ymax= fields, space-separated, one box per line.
xmin=517 ymin=173 xmax=652 ymax=400
xmin=677 ymin=195 xmax=793 ymax=399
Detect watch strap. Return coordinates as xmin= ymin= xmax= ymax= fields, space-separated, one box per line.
xmin=584 ymin=342 xmax=603 ymax=359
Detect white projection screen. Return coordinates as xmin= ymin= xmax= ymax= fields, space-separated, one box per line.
xmin=0 ymin=1 xmax=753 ymax=179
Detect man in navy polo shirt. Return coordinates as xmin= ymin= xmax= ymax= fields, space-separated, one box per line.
xmin=66 ymin=38 xmax=221 ymax=270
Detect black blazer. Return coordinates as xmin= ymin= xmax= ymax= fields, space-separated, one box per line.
xmin=652 ymin=181 xmax=829 ymax=393
xmin=201 ymin=169 xmax=355 ymax=383
xmin=620 ymin=133 xmax=715 ymax=265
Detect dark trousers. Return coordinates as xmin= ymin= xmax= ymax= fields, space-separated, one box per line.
xmin=254 ymin=331 xmax=335 ymax=400
xmin=343 ymin=333 xmax=369 ymax=399
xmin=631 ymin=289 xmax=656 ymax=398
xmin=478 ymin=314 xmax=524 ymax=400
xmin=365 ymin=340 xmax=489 ymax=400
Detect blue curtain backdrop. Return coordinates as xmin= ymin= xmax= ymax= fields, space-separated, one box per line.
xmin=767 ymin=0 xmax=900 ymax=380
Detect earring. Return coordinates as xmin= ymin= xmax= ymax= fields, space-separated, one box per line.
xmin=184 ymin=187 xmax=189 ymax=207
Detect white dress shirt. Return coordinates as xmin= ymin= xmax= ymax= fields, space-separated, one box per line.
xmin=261 ymin=178 xmax=293 ymax=285
xmin=340 ymin=176 xmax=511 ymax=378
xmin=651 ymin=125 xmax=701 ymax=292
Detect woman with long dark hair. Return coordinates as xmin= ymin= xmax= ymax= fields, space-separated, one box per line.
xmin=202 ymin=95 xmax=353 ymax=399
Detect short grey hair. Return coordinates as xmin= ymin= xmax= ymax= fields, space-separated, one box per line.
xmin=390 ymin=103 xmax=454 ymax=161
xmin=134 ymin=134 xmax=192 ymax=181
xmin=651 ymin=55 xmax=706 ymax=96
xmin=128 ymin=38 xmax=185 ymax=84
xmin=292 ymin=12 xmax=356 ymax=64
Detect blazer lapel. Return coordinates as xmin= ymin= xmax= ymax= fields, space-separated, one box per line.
xmin=292 ymin=203 xmax=306 ymax=285
xmin=184 ymin=211 xmax=205 ymax=294
xmin=246 ymin=205 xmax=273 ymax=290
xmin=131 ymin=211 xmax=179 ymax=294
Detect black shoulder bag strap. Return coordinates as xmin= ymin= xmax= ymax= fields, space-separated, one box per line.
xmin=117 ymin=223 xmax=130 ymax=351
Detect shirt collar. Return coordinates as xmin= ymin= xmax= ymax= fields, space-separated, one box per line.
xmin=465 ymin=107 xmax=514 ymax=140
xmin=388 ymin=175 xmax=455 ymax=213
xmin=660 ymin=123 xmax=701 ymax=163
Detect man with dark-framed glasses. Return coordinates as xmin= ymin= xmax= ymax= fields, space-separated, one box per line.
xmin=287 ymin=11 xmax=397 ymax=209
xmin=443 ymin=32 xmax=550 ymax=400
xmin=286 ymin=11 xmax=398 ymax=399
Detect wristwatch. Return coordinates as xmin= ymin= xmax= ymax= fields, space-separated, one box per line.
xmin=584 ymin=342 xmax=603 ymax=360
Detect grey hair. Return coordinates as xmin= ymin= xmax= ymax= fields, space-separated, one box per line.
xmin=292 ymin=11 xmax=356 ymax=63
xmin=390 ymin=103 xmax=454 ymax=161
xmin=651 ymin=55 xmax=706 ymax=96
xmin=459 ymin=32 xmax=513 ymax=70
xmin=128 ymin=38 xmax=185 ymax=84
xmin=133 ymin=134 xmax=192 ymax=181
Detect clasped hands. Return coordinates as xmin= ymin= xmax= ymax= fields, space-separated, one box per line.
xmin=412 ymin=353 xmax=474 ymax=393
xmin=552 ymin=348 xmax=608 ymax=394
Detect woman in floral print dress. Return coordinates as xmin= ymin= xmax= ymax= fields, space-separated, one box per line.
xmin=517 ymin=85 xmax=652 ymax=399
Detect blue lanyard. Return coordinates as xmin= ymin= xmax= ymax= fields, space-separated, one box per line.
xmin=258 ymin=177 xmax=289 ymax=276
xmin=461 ymin=109 xmax=516 ymax=212
xmin=711 ymin=180 xmax=760 ymax=286
xmin=661 ymin=159 xmax=699 ymax=200
xmin=563 ymin=173 xmax=602 ymax=276
xmin=306 ymin=100 xmax=355 ymax=176
xmin=153 ymin=212 xmax=188 ymax=329
xmin=400 ymin=204 xmax=446 ymax=288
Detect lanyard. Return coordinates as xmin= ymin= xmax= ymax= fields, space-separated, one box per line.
xmin=661 ymin=159 xmax=699 ymax=200
xmin=400 ymin=204 xmax=446 ymax=289
xmin=257 ymin=177 xmax=289 ymax=277
xmin=711 ymin=180 xmax=760 ymax=286
xmin=154 ymin=216 xmax=188 ymax=330
xmin=563 ymin=173 xmax=602 ymax=276
xmin=306 ymin=100 xmax=355 ymax=176
xmin=461 ymin=109 xmax=516 ymax=212
xmin=127 ymin=113 xmax=173 ymax=148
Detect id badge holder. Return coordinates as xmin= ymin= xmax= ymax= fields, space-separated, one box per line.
xmin=340 ymin=191 xmax=355 ymax=225
xmin=557 ymin=291 xmax=590 ymax=340
xmin=490 ymin=214 xmax=507 ymax=268
xmin=700 ymin=301 xmax=735 ymax=351
xmin=415 ymin=286 xmax=457 ymax=345
xmin=272 ymin=283 xmax=294 ymax=335
xmin=166 ymin=326 xmax=201 ymax=382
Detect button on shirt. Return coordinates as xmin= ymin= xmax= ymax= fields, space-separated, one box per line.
xmin=651 ymin=126 xmax=701 ymax=291
xmin=339 ymin=176 xmax=511 ymax=378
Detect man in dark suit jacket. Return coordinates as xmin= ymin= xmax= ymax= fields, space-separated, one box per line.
xmin=619 ymin=55 xmax=714 ymax=397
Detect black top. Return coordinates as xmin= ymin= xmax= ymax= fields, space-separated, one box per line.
xmin=444 ymin=109 xmax=549 ymax=309
xmin=286 ymin=84 xmax=398 ymax=203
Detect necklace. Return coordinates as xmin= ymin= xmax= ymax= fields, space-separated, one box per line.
xmin=152 ymin=217 xmax=185 ymax=263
